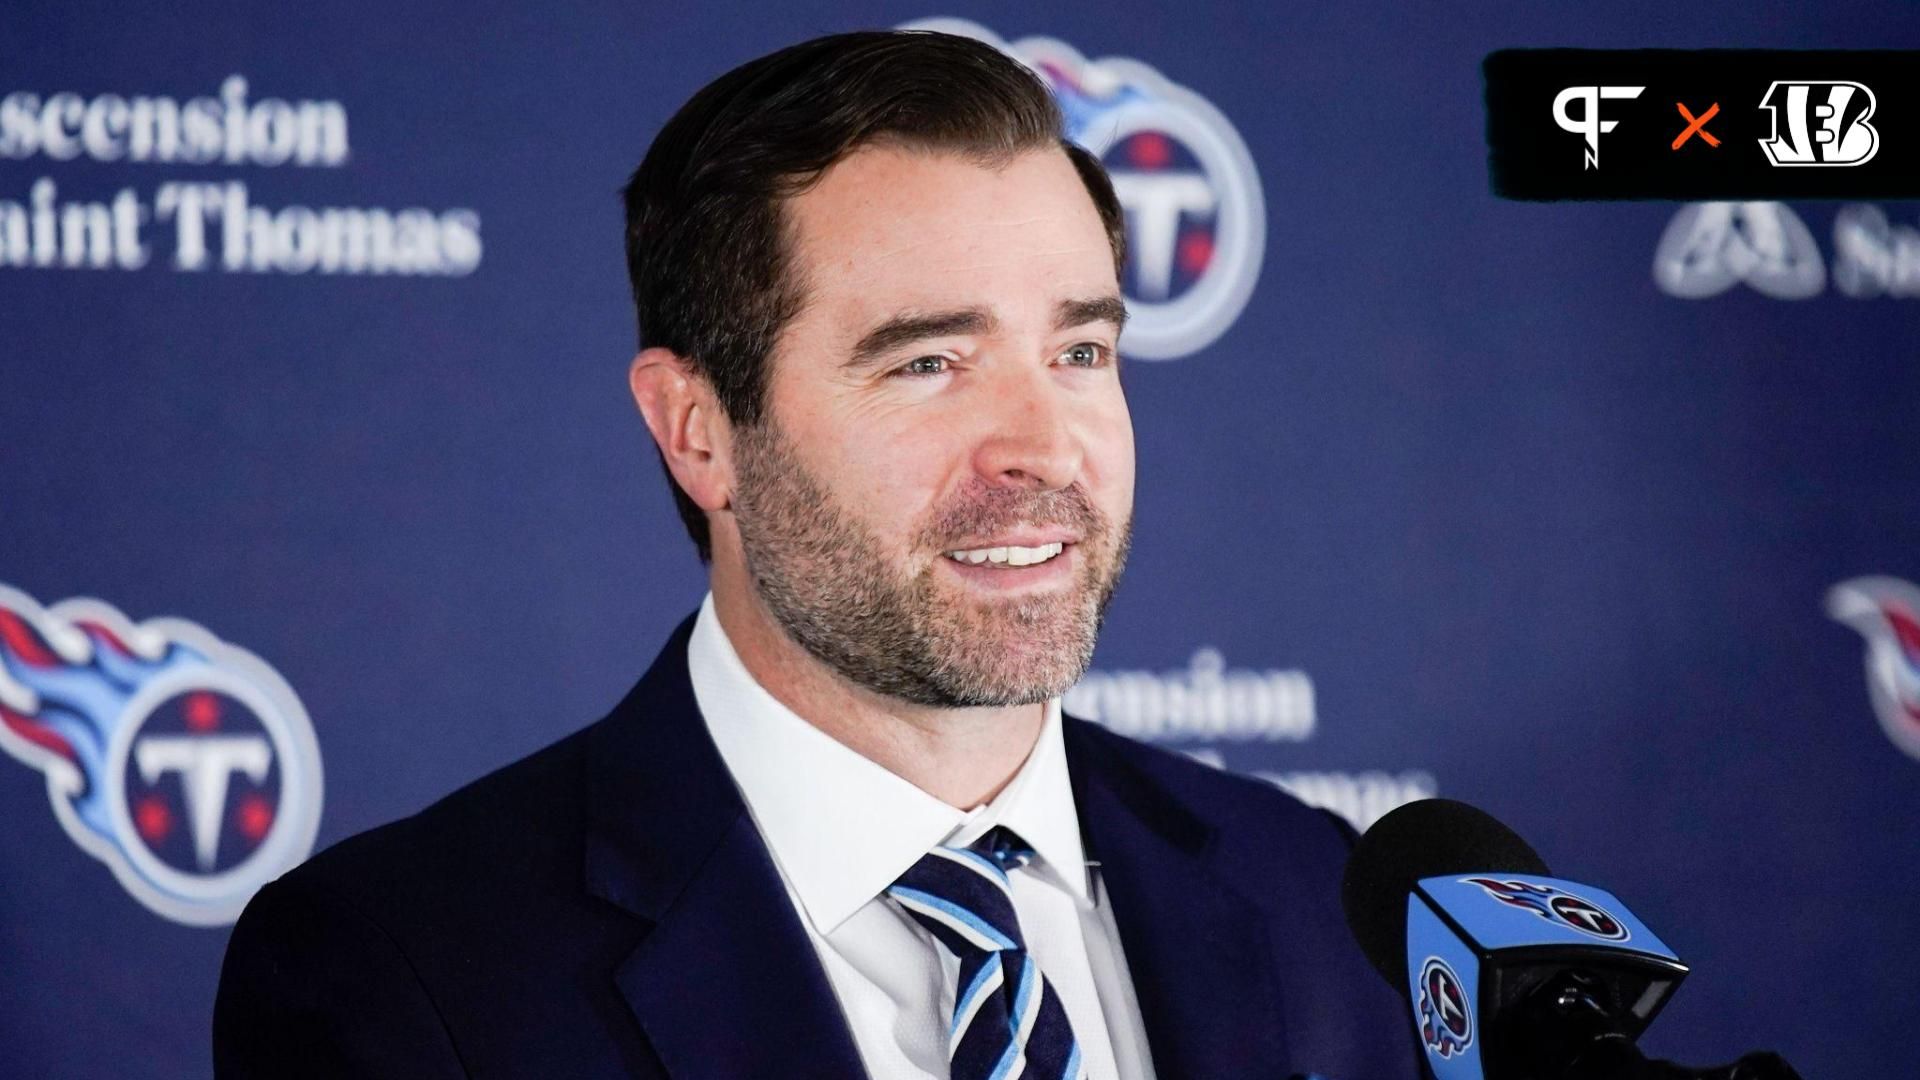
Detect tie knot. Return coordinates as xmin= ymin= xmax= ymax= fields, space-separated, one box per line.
xmin=886 ymin=827 xmax=1038 ymax=957
xmin=973 ymin=825 xmax=1036 ymax=871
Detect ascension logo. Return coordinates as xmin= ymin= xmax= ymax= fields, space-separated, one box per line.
xmin=903 ymin=17 xmax=1266 ymax=360
xmin=1826 ymin=576 xmax=1920 ymax=763
xmin=1417 ymin=956 xmax=1473 ymax=1059
xmin=1653 ymin=201 xmax=1826 ymax=299
xmin=1464 ymin=877 xmax=1630 ymax=941
xmin=1652 ymin=201 xmax=1920 ymax=300
xmin=0 ymin=583 xmax=322 ymax=925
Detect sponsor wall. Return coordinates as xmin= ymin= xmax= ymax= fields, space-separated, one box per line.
xmin=3 ymin=2 xmax=1916 ymax=1076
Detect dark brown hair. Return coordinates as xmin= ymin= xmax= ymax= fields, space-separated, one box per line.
xmin=622 ymin=30 xmax=1127 ymax=562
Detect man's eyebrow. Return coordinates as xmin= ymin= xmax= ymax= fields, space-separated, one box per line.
xmin=846 ymin=308 xmax=996 ymax=368
xmin=1055 ymin=295 xmax=1128 ymax=334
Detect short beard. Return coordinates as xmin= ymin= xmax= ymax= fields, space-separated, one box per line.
xmin=729 ymin=416 xmax=1130 ymax=708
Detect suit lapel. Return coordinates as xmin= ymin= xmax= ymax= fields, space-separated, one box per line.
xmin=580 ymin=617 xmax=1292 ymax=1077
xmin=1065 ymin=718 xmax=1292 ymax=1076
xmin=583 ymin=615 xmax=866 ymax=1079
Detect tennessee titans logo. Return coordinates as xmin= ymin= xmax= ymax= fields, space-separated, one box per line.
xmin=0 ymin=583 xmax=322 ymax=925
xmin=1417 ymin=957 xmax=1473 ymax=1058
xmin=902 ymin=17 xmax=1266 ymax=360
xmin=1464 ymin=877 xmax=1629 ymax=941
xmin=1827 ymin=576 xmax=1920 ymax=763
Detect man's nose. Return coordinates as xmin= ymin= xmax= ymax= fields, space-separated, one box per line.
xmin=970 ymin=368 xmax=1083 ymax=492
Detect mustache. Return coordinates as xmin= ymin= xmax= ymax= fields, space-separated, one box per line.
xmin=917 ymin=481 xmax=1107 ymax=549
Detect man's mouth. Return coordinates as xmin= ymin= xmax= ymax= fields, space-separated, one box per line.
xmin=941 ymin=541 xmax=1067 ymax=568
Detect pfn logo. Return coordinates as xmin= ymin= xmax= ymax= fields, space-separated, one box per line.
xmin=1759 ymin=81 xmax=1879 ymax=167
xmin=0 ymin=584 xmax=322 ymax=925
xmin=1553 ymin=85 xmax=1645 ymax=169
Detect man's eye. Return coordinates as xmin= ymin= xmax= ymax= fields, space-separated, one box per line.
xmin=897 ymin=355 xmax=949 ymax=377
xmin=1059 ymin=342 xmax=1113 ymax=368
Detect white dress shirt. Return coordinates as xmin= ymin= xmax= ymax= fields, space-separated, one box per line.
xmin=686 ymin=594 xmax=1159 ymax=1080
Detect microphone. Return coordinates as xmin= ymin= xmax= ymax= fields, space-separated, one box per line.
xmin=1342 ymin=799 xmax=1693 ymax=1079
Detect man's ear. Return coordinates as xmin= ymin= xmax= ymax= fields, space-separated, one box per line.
xmin=629 ymin=347 xmax=732 ymax=513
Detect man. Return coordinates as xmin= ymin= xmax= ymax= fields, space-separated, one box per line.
xmin=214 ymin=30 xmax=1420 ymax=1079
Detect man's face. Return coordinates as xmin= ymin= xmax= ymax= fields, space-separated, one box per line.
xmin=728 ymin=143 xmax=1135 ymax=708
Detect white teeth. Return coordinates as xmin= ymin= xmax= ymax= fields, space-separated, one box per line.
xmin=944 ymin=541 xmax=1065 ymax=567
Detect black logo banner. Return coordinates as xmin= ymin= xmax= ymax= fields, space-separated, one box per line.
xmin=1485 ymin=49 xmax=1920 ymax=199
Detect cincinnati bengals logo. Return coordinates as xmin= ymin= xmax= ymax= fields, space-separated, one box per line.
xmin=1758 ymin=81 xmax=1879 ymax=167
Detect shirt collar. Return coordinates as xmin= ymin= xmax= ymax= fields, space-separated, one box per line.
xmin=947 ymin=694 xmax=1090 ymax=904
xmin=686 ymin=593 xmax=1090 ymax=936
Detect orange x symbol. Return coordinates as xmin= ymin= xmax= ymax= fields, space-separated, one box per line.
xmin=1672 ymin=102 xmax=1721 ymax=149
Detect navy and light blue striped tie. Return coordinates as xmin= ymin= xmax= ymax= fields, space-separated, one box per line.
xmin=886 ymin=826 xmax=1088 ymax=1080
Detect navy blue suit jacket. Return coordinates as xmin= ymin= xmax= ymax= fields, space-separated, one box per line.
xmin=214 ymin=615 xmax=1422 ymax=1078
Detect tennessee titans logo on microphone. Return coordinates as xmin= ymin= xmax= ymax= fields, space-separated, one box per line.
xmin=902 ymin=17 xmax=1266 ymax=361
xmin=1464 ymin=877 xmax=1630 ymax=941
xmin=1827 ymin=576 xmax=1920 ymax=763
xmin=0 ymin=583 xmax=322 ymax=926
xmin=1417 ymin=956 xmax=1473 ymax=1058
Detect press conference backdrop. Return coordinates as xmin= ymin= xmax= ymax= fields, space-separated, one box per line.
xmin=3 ymin=2 xmax=1916 ymax=1076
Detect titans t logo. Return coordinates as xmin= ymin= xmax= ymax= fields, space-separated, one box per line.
xmin=0 ymin=583 xmax=322 ymax=925
xmin=1828 ymin=576 xmax=1920 ymax=763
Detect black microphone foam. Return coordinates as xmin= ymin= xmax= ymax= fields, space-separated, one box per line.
xmin=1341 ymin=798 xmax=1552 ymax=984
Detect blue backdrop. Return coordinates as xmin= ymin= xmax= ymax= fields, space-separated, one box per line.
xmin=4 ymin=3 xmax=1917 ymax=1076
